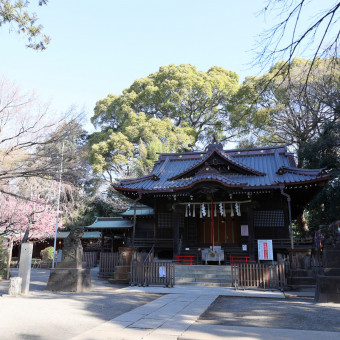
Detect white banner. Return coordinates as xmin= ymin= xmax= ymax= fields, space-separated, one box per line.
xmin=258 ymin=240 xmax=273 ymax=260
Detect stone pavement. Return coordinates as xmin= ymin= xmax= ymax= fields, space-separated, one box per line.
xmin=1 ymin=268 xmax=340 ymax=340
xmin=72 ymin=293 xmax=217 ymax=340
xmin=72 ymin=287 xmax=339 ymax=340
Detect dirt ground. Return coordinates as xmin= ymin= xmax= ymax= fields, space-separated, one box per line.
xmin=199 ymin=296 xmax=340 ymax=332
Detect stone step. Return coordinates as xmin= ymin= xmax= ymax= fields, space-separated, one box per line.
xmin=175 ymin=270 xmax=231 ymax=275
xmin=108 ymin=278 xmax=129 ymax=285
xmin=289 ymin=269 xmax=314 ymax=277
xmin=176 ymin=277 xmax=231 ymax=284
xmin=289 ymin=277 xmax=316 ymax=285
xmin=289 ymin=284 xmax=316 ymax=290
xmin=175 ymin=273 xmax=231 ymax=279
xmin=175 ymin=266 xmax=231 ymax=272
xmin=175 ymin=281 xmax=232 ymax=287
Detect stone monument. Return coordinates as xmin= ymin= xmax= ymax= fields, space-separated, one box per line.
xmin=315 ymin=222 xmax=340 ymax=303
xmin=46 ymin=227 xmax=91 ymax=292
xmin=18 ymin=243 xmax=33 ymax=295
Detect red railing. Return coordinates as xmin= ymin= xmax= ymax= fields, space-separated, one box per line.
xmin=175 ymin=255 xmax=194 ymax=265
xmin=230 ymin=256 xmax=250 ymax=265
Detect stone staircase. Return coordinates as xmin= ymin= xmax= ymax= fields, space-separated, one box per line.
xmin=175 ymin=265 xmax=232 ymax=287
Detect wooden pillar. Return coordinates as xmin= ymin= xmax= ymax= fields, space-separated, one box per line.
xmin=153 ymin=199 xmax=157 ymax=239
xmin=173 ymin=210 xmax=180 ymax=258
xmin=101 ymin=231 xmax=105 ymax=252
xmin=247 ymin=203 xmax=255 ymax=261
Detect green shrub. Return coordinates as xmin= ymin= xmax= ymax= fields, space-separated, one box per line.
xmin=40 ymin=246 xmax=55 ymax=262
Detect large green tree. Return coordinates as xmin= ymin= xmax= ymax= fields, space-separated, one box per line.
xmin=234 ymin=58 xmax=339 ymax=165
xmin=298 ymin=119 xmax=340 ymax=231
xmin=90 ymin=111 xmax=194 ymax=181
xmin=92 ymin=64 xmax=241 ymax=146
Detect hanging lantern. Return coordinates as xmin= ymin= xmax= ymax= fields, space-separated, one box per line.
xmin=214 ymin=204 xmax=217 ymax=217
xmin=230 ymin=203 xmax=234 ymax=217
xmin=193 ymin=204 xmax=196 ymax=217
xmin=185 ymin=205 xmax=188 ymax=217
xmin=188 ymin=204 xmax=191 ymax=217
xmin=207 ymin=204 xmax=210 ymax=217
xmin=223 ymin=203 xmax=226 ymax=217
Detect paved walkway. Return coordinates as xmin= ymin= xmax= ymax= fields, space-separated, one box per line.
xmin=1 ymin=268 xmax=339 ymax=339
xmin=72 ymin=287 xmax=339 ymax=340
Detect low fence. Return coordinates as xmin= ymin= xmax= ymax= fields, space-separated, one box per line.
xmin=232 ymin=262 xmax=286 ymax=290
xmin=82 ymin=252 xmax=97 ymax=268
xmin=131 ymin=261 xmax=175 ymax=287
xmin=99 ymin=252 xmax=119 ymax=276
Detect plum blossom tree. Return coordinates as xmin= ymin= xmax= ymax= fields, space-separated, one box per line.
xmin=0 ymin=193 xmax=60 ymax=243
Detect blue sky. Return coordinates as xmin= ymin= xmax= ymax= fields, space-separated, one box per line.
xmin=0 ymin=0 xmax=335 ymax=130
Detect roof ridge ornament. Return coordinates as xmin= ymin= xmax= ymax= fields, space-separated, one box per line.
xmin=207 ymin=135 xmax=223 ymax=152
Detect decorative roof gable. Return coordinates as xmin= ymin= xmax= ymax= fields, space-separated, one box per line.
xmin=169 ymin=147 xmax=265 ymax=181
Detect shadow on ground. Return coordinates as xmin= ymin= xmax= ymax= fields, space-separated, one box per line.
xmin=199 ymin=296 xmax=340 ymax=332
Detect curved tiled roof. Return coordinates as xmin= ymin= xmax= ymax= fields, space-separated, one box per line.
xmin=113 ymin=144 xmax=330 ymax=193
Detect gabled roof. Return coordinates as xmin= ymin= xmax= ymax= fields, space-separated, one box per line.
xmin=56 ymin=231 xmax=101 ymax=239
xmin=169 ymin=147 xmax=265 ymax=180
xmin=113 ymin=143 xmax=330 ymax=193
xmin=85 ymin=217 xmax=133 ymax=230
xmin=120 ymin=204 xmax=154 ymax=217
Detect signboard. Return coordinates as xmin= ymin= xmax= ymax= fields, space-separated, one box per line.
xmin=242 ymin=244 xmax=247 ymax=251
xmin=241 ymin=225 xmax=249 ymax=236
xmin=258 ymin=240 xmax=273 ymax=260
xmin=159 ymin=266 xmax=166 ymax=278
xmin=57 ymin=249 xmax=62 ymax=263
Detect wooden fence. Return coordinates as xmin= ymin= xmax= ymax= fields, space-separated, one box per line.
xmin=232 ymin=262 xmax=286 ymax=290
xmin=99 ymin=252 xmax=119 ymax=277
xmin=82 ymin=252 xmax=97 ymax=268
xmin=130 ymin=261 xmax=175 ymax=287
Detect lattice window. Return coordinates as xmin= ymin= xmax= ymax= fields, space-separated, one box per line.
xmin=158 ymin=213 xmax=172 ymax=229
xmin=254 ymin=210 xmax=285 ymax=227
xmin=158 ymin=213 xmax=184 ymax=229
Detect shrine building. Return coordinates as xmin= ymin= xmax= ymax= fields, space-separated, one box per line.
xmin=113 ymin=140 xmax=330 ymax=262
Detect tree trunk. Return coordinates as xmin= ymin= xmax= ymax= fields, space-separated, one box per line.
xmin=296 ymin=212 xmax=309 ymax=236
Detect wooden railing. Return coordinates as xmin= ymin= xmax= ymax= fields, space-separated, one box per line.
xmin=131 ymin=261 xmax=175 ymax=287
xmin=82 ymin=252 xmax=97 ymax=268
xmin=230 ymin=256 xmax=250 ymax=265
xmin=175 ymin=255 xmax=194 ymax=265
xmin=99 ymin=252 xmax=119 ymax=277
xmin=232 ymin=262 xmax=286 ymax=290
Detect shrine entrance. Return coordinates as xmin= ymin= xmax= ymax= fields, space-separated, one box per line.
xmin=198 ymin=214 xmax=240 ymax=245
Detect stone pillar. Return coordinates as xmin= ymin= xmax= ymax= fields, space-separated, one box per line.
xmin=8 ymin=277 xmax=22 ymax=296
xmin=18 ymin=243 xmax=33 ymax=295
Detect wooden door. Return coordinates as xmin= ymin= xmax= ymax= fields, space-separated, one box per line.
xmin=198 ymin=214 xmax=240 ymax=244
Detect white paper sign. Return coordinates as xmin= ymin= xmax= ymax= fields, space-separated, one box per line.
xmin=159 ymin=266 xmax=166 ymax=278
xmin=242 ymin=244 xmax=247 ymax=251
xmin=57 ymin=249 xmax=62 ymax=262
xmin=258 ymin=240 xmax=273 ymax=260
xmin=241 ymin=225 xmax=249 ymax=236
